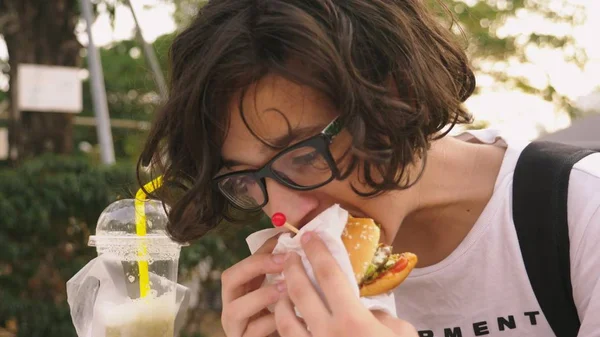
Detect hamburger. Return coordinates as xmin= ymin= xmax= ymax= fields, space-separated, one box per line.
xmin=341 ymin=216 xmax=418 ymax=297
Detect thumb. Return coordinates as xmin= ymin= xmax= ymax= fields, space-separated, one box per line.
xmin=371 ymin=311 xmax=419 ymax=336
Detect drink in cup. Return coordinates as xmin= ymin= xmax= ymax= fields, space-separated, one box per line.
xmin=89 ymin=198 xmax=183 ymax=337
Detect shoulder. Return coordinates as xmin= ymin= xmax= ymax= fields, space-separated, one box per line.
xmin=567 ymin=151 xmax=600 ymax=255
xmin=567 ymin=151 xmax=600 ymax=236
xmin=566 ymin=152 xmax=600 ymax=320
xmin=571 ymin=151 xmax=600 ymax=180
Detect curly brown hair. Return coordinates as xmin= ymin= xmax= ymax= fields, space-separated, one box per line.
xmin=138 ymin=0 xmax=475 ymax=243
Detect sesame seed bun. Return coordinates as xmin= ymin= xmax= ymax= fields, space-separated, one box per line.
xmin=340 ymin=215 xmax=417 ymax=296
xmin=340 ymin=216 xmax=381 ymax=284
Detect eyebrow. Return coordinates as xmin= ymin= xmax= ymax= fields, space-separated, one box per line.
xmin=221 ymin=123 xmax=328 ymax=169
xmin=263 ymin=124 xmax=326 ymax=150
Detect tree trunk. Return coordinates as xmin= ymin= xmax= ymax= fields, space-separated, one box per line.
xmin=1 ymin=0 xmax=81 ymax=161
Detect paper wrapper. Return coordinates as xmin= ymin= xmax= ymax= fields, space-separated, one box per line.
xmin=246 ymin=204 xmax=398 ymax=318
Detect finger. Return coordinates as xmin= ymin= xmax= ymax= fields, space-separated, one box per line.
xmin=300 ymin=232 xmax=361 ymax=311
xmin=255 ymin=235 xmax=280 ymax=254
xmin=274 ymin=296 xmax=311 ymax=337
xmin=226 ymin=282 xmax=286 ymax=330
xmin=244 ymin=235 xmax=285 ymax=292
xmin=371 ymin=311 xmax=419 ymax=335
xmin=283 ymin=253 xmax=329 ymax=326
xmin=222 ymin=252 xmax=286 ymax=304
xmin=246 ymin=234 xmax=281 ymax=292
xmin=223 ymin=284 xmax=279 ymax=337
xmin=245 ymin=274 xmax=268 ymax=296
xmin=243 ymin=313 xmax=277 ymax=337
xmin=232 ymin=235 xmax=283 ymax=298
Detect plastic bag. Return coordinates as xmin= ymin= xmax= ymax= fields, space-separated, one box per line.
xmin=66 ymin=254 xmax=190 ymax=337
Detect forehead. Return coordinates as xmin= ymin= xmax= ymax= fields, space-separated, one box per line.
xmin=221 ymin=74 xmax=336 ymax=160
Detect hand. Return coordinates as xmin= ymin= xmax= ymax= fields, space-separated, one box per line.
xmin=273 ymin=232 xmax=419 ymax=337
xmin=221 ymin=236 xmax=287 ymax=337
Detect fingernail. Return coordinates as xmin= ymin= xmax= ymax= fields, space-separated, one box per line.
xmin=272 ymin=254 xmax=286 ymax=264
xmin=276 ymin=281 xmax=287 ymax=292
xmin=301 ymin=232 xmax=313 ymax=244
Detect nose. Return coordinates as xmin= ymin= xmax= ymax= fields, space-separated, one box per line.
xmin=262 ymin=178 xmax=319 ymax=228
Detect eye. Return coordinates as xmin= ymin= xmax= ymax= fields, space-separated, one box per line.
xmin=222 ymin=175 xmax=257 ymax=193
xmin=238 ymin=175 xmax=257 ymax=188
xmin=291 ymin=151 xmax=319 ymax=166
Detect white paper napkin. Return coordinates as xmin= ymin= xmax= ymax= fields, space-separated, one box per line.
xmin=245 ymin=204 xmax=398 ymax=317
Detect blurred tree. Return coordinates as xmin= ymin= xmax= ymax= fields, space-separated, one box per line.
xmin=0 ymin=0 xmax=162 ymax=164
xmin=463 ymin=119 xmax=491 ymax=130
xmin=0 ymin=0 xmax=81 ymax=162
xmin=0 ymin=0 xmax=589 ymax=164
xmin=427 ymin=0 xmax=587 ymax=118
xmin=74 ymin=33 xmax=174 ymax=164
xmin=0 ymin=154 xmax=265 ymax=337
xmin=169 ymin=0 xmax=208 ymax=28
xmin=0 ymin=155 xmax=135 ymax=337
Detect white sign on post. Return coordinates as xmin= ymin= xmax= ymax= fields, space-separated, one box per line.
xmin=0 ymin=127 xmax=8 ymax=160
xmin=17 ymin=64 xmax=83 ymax=113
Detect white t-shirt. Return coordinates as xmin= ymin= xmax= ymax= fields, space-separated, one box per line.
xmin=393 ymin=129 xmax=600 ymax=337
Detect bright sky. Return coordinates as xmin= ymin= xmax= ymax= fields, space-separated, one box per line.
xmin=76 ymin=0 xmax=177 ymax=46
xmin=2 ymin=0 xmax=599 ymax=141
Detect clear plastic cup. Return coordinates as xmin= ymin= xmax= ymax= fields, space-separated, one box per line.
xmin=89 ymin=199 xmax=183 ymax=337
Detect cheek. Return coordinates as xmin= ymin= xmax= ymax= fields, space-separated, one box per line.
xmin=329 ymin=162 xmax=382 ymax=205
xmin=313 ymin=179 xmax=357 ymax=203
xmin=307 ymin=179 xmax=371 ymax=219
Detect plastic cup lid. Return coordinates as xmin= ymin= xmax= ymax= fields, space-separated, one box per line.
xmin=88 ymin=198 xmax=186 ymax=248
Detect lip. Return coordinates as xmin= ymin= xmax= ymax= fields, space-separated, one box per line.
xmin=295 ymin=213 xmax=316 ymax=231
xmin=339 ymin=205 xmax=372 ymax=221
xmin=292 ymin=204 xmax=375 ymax=231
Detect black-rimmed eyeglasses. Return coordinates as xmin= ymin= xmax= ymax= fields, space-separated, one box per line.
xmin=213 ymin=117 xmax=343 ymax=211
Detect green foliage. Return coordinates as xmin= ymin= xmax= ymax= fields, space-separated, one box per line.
xmin=0 ymin=154 xmax=270 ymax=337
xmin=427 ymin=0 xmax=588 ymax=117
xmin=430 ymin=0 xmax=586 ymax=64
xmin=165 ymin=0 xmax=208 ymax=28
xmin=463 ymin=119 xmax=491 ymax=130
xmin=0 ymin=155 xmax=135 ymax=337
xmin=75 ymin=34 xmax=174 ymax=163
xmin=0 ymin=155 xmax=257 ymax=337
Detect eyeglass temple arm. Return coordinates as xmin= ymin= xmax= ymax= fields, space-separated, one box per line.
xmin=321 ymin=117 xmax=343 ymax=140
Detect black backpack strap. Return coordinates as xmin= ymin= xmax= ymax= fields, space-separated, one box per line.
xmin=512 ymin=141 xmax=595 ymax=337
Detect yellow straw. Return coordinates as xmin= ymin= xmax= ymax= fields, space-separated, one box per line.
xmin=135 ymin=175 xmax=164 ymax=298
